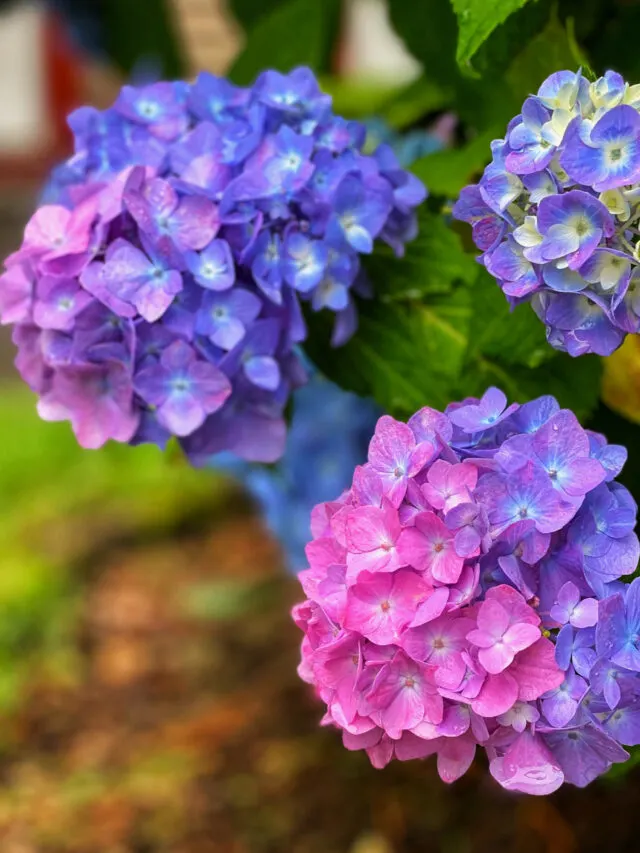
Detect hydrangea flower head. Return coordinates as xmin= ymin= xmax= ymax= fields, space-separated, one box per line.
xmin=2 ymin=68 xmax=424 ymax=461
xmin=453 ymin=69 xmax=640 ymax=356
xmin=293 ymin=388 xmax=640 ymax=794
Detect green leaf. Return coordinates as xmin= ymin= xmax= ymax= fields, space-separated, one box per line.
xmin=306 ymin=210 xmax=476 ymax=415
xmin=514 ymin=355 xmax=602 ymax=420
xmin=576 ymin=0 xmax=640 ymax=83
xmin=462 ymin=0 xmax=551 ymax=79
xmin=504 ymin=11 xmax=577 ymax=103
xmin=451 ymin=0 xmax=533 ymax=68
xmin=565 ymin=17 xmax=595 ymax=79
xmin=309 ymin=235 xmax=601 ymax=423
xmin=458 ymin=269 xmax=601 ymax=420
xmin=306 ymin=295 xmax=471 ymax=417
xmin=466 ymin=268 xmax=553 ymax=369
xmin=410 ymin=128 xmax=497 ymax=198
xmin=229 ymin=0 xmax=335 ymax=85
xmin=103 ymin=0 xmax=184 ymax=77
xmin=227 ymin=0 xmax=283 ymax=29
xmin=364 ymin=208 xmax=477 ymax=301
xmin=459 ymin=350 xmax=602 ymax=421
xmin=453 ymin=10 xmax=578 ymax=129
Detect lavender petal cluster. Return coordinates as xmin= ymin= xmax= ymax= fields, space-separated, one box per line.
xmin=293 ymin=387 xmax=640 ymax=793
xmin=453 ymin=69 xmax=640 ymax=357
xmin=2 ymin=68 xmax=424 ymax=461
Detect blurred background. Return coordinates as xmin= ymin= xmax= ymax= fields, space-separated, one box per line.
xmin=1 ymin=1 xmax=640 ymax=852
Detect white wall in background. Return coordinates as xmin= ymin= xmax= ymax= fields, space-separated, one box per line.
xmin=0 ymin=2 xmax=47 ymax=153
xmin=342 ymin=0 xmax=420 ymax=82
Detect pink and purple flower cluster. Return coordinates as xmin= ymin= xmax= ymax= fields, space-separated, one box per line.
xmin=293 ymin=388 xmax=640 ymax=794
xmin=454 ymin=69 xmax=640 ymax=357
xmin=1 ymin=67 xmax=424 ymax=462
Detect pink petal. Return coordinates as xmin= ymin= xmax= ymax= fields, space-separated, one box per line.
xmin=407 ymin=440 xmax=438 ymax=476
xmin=380 ymin=684 xmax=426 ymax=739
xmin=489 ymin=731 xmax=564 ymax=795
xmin=352 ymin=465 xmax=384 ymax=506
xmin=437 ymin=735 xmax=476 ymax=783
xmin=509 ymin=637 xmax=565 ymax=701
xmin=421 ymin=686 xmax=444 ymax=725
xmin=344 ymin=573 xmax=395 ymax=643
xmin=478 ymin=642 xmax=517 ymax=675
xmin=410 ymin=586 xmax=449 ymax=627
xmin=408 ymin=406 xmax=453 ymax=444
xmin=368 ymin=416 xmax=415 ymax=471
xmin=329 ymin=505 xmax=351 ymax=548
xmin=367 ymin=736 xmax=394 ymax=768
xmin=434 ymin=652 xmax=466 ymax=690
xmin=395 ymin=732 xmax=440 ymax=761
xmin=25 ymin=205 xmax=70 ymax=249
xmin=346 ymin=547 xmax=400 ymax=582
xmin=346 ymin=502 xmax=400 ymax=553
xmin=393 ymin=569 xmax=432 ymax=611
xmin=310 ymin=501 xmax=341 ymax=539
xmin=415 ymin=510 xmax=450 ymax=541
xmin=437 ymin=703 xmax=471 ymax=737
xmin=471 ymin=671 xmax=519 ymax=717
xmin=466 ymin=628 xmax=497 ymax=650
xmin=485 ymin=584 xmax=540 ymax=627
xmin=305 ymin=536 xmax=346 ymax=571
xmin=422 ymin=459 xmax=451 ymax=508
xmin=503 ymin=622 xmax=541 ymax=653
xmin=343 ymin=727 xmax=382 ymax=752
xmin=431 ymin=549 xmax=464 ymax=584
xmin=397 ymin=526 xmax=431 ymax=572
xmin=477 ymin=599 xmax=510 ymax=638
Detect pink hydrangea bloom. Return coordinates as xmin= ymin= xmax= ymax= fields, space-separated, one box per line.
xmin=293 ymin=393 xmax=636 ymax=794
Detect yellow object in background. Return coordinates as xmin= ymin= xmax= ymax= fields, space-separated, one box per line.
xmin=603 ymin=335 xmax=640 ymax=424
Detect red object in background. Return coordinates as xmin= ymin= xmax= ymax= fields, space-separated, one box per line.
xmin=0 ymin=8 xmax=82 ymax=186
xmin=45 ymin=9 xmax=82 ymax=155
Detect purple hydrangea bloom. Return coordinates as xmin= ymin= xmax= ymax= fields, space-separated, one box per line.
xmin=293 ymin=388 xmax=640 ymax=795
xmin=596 ymin=578 xmax=640 ymax=672
xmin=1 ymin=67 xmax=424 ymax=460
xmin=453 ymin=69 xmax=640 ymax=356
xmin=134 ymin=339 xmax=231 ymax=436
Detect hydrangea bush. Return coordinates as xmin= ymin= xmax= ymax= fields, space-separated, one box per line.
xmin=453 ymin=69 xmax=640 ymax=357
xmin=293 ymin=387 xmax=640 ymax=793
xmin=0 ymin=67 xmax=424 ymax=462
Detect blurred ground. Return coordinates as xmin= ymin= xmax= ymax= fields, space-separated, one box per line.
xmin=0 ymin=388 xmax=638 ymax=853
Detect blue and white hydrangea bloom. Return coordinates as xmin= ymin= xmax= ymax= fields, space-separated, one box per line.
xmin=454 ymin=70 xmax=640 ymax=356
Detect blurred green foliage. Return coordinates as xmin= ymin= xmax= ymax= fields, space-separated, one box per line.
xmin=100 ymin=0 xmax=184 ymax=77
xmin=0 ymin=383 xmax=226 ymax=715
xmin=229 ymin=0 xmax=341 ymax=84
